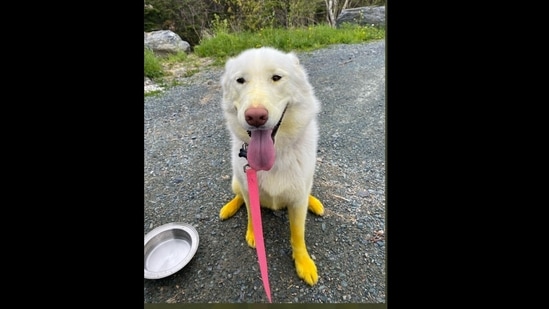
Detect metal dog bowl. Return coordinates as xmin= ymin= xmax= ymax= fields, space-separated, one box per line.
xmin=144 ymin=222 xmax=199 ymax=279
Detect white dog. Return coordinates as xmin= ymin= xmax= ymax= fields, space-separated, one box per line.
xmin=219 ymin=47 xmax=324 ymax=286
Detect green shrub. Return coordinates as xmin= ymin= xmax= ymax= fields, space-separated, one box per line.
xmin=144 ymin=48 xmax=164 ymax=79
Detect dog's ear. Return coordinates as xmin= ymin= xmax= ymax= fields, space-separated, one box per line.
xmin=287 ymin=52 xmax=307 ymax=79
xmin=287 ymin=52 xmax=300 ymax=66
xmin=223 ymin=58 xmax=234 ymax=76
xmin=220 ymin=57 xmax=235 ymax=88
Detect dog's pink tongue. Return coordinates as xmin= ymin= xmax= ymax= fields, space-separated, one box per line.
xmin=247 ymin=129 xmax=275 ymax=171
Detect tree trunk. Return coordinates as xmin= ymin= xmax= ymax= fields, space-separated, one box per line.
xmin=325 ymin=0 xmax=351 ymax=27
xmin=325 ymin=0 xmax=337 ymax=27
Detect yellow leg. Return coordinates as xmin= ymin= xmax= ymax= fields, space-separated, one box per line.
xmin=219 ymin=194 xmax=244 ymax=220
xmin=245 ymin=207 xmax=255 ymax=248
xmin=289 ymin=203 xmax=318 ymax=286
xmin=308 ymin=194 xmax=324 ymax=216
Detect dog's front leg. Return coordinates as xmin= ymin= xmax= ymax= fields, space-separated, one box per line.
xmin=220 ymin=178 xmax=245 ymax=220
xmin=219 ymin=194 xmax=244 ymax=219
xmin=243 ymin=197 xmax=256 ymax=248
xmin=219 ymin=179 xmax=256 ymax=247
xmin=288 ymin=202 xmax=318 ymax=286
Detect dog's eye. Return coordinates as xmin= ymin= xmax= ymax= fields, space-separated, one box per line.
xmin=236 ymin=77 xmax=245 ymax=84
xmin=272 ymin=75 xmax=282 ymax=82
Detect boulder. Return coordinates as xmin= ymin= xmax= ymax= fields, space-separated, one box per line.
xmin=336 ymin=6 xmax=385 ymax=28
xmin=144 ymin=30 xmax=191 ymax=56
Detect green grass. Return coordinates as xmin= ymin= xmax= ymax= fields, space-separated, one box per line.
xmin=194 ymin=23 xmax=384 ymax=63
xmin=163 ymin=50 xmax=188 ymax=64
xmin=144 ymin=90 xmax=163 ymax=97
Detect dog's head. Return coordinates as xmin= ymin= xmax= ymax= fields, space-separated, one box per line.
xmin=220 ymin=47 xmax=319 ymax=170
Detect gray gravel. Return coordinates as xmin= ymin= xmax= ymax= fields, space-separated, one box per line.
xmin=144 ymin=40 xmax=386 ymax=304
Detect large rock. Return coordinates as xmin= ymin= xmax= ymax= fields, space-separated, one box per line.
xmin=336 ymin=6 xmax=385 ymax=28
xmin=144 ymin=30 xmax=191 ymax=56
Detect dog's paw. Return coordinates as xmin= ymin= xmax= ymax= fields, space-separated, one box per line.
xmin=294 ymin=254 xmax=319 ymax=286
xmin=308 ymin=195 xmax=324 ymax=216
xmin=219 ymin=195 xmax=244 ymax=220
xmin=245 ymin=228 xmax=256 ymax=248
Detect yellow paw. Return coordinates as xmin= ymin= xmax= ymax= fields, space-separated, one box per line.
xmin=219 ymin=195 xmax=244 ymax=220
xmin=308 ymin=195 xmax=324 ymax=216
xmin=245 ymin=227 xmax=256 ymax=248
xmin=294 ymin=254 xmax=318 ymax=285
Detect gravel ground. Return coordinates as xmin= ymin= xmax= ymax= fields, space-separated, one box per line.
xmin=144 ymin=40 xmax=386 ymax=304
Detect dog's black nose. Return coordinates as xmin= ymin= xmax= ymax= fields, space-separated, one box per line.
xmin=245 ymin=107 xmax=268 ymax=127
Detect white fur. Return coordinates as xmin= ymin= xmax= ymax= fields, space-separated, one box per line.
xmin=221 ymin=47 xmax=320 ymax=206
xmin=220 ymin=47 xmax=323 ymax=286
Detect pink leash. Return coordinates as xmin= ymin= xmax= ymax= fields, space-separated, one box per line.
xmin=245 ymin=167 xmax=272 ymax=303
